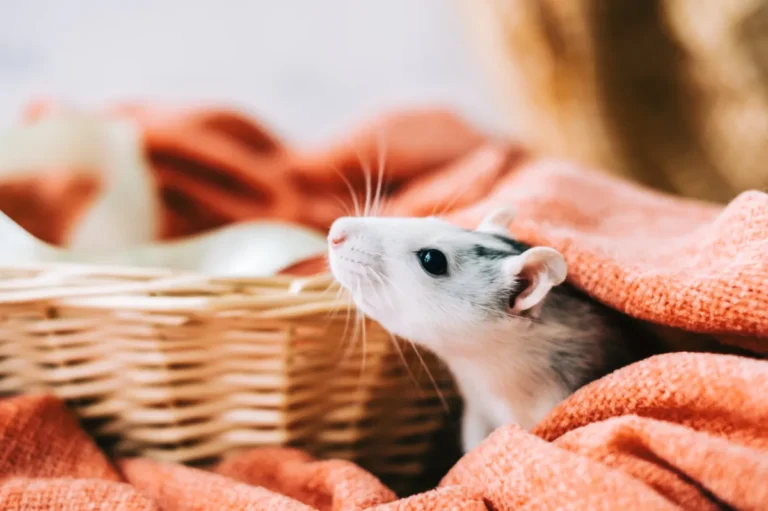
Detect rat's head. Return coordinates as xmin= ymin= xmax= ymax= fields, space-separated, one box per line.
xmin=327 ymin=208 xmax=567 ymax=355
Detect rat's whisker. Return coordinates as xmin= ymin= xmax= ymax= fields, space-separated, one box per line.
xmin=331 ymin=165 xmax=363 ymax=218
xmin=350 ymin=249 xmax=386 ymax=259
xmin=354 ymin=280 xmax=370 ymax=392
xmin=342 ymin=308 xmax=360 ymax=363
xmin=372 ymin=166 xmax=385 ymax=218
xmin=358 ymin=311 xmax=369 ymax=392
xmin=333 ymin=282 xmax=346 ymax=300
xmin=339 ymin=289 xmax=355 ymax=351
xmin=366 ymin=268 xmax=396 ymax=312
xmin=363 ymin=269 xmax=448 ymax=409
xmin=387 ymin=332 xmax=423 ymax=395
xmin=407 ymin=337 xmax=449 ymax=412
xmin=430 ymin=148 xmax=507 ymax=218
xmin=429 ymin=180 xmax=472 ymax=218
xmin=321 ymin=281 xmax=347 ymax=322
xmin=340 ymin=277 xmax=362 ymax=362
xmin=344 ymin=309 xmax=360 ymax=359
xmin=374 ymin=270 xmax=409 ymax=303
xmin=376 ymin=195 xmax=391 ymax=219
xmin=313 ymin=276 xmax=339 ymax=298
xmin=364 ymin=273 xmax=426 ymax=394
xmin=378 ymin=185 xmax=395 ymax=218
xmin=353 ymin=146 xmax=373 ymax=217
xmin=359 ymin=271 xmax=379 ymax=386
xmin=363 ymin=164 xmax=373 ymax=218
xmin=329 ymin=193 xmax=354 ymax=218
xmin=372 ymin=129 xmax=387 ymax=217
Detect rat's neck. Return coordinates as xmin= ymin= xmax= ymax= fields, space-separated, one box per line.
xmin=443 ymin=334 xmax=570 ymax=431
xmin=433 ymin=283 xmax=630 ymax=390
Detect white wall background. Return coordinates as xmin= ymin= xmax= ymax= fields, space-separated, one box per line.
xmin=0 ymin=0 xmax=502 ymax=146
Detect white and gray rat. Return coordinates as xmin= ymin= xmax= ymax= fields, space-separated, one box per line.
xmin=327 ymin=208 xmax=651 ymax=452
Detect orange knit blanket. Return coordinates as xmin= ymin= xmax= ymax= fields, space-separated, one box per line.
xmin=0 ymin=104 xmax=766 ymax=510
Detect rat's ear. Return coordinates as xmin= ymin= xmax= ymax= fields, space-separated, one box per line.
xmin=476 ymin=207 xmax=516 ymax=236
xmin=504 ymin=247 xmax=567 ymax=313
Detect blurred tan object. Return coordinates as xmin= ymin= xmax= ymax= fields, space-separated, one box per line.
xmin=0 ymin=112 xmax=159 ymax=249
xmin=458 ymin=0 xmax=768 ymax=202
xmin=0 ymin=208 xmax=327 ymax=277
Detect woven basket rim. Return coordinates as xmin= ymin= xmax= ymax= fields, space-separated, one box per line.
xmin=0 ymin=262 xmax=343 ymax=315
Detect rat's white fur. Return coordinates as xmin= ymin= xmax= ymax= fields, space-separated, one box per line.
xmin=327 ymin=209 xmax=605 ymax=452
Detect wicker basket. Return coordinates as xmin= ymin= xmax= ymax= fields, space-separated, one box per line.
xmin=0 ymin=263 xmax=458 ymax=486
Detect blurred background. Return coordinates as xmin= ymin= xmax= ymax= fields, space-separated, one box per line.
xmin=2 ymin=0 xmax=768 ymax=242
xmin=5 ymin=0 xmax=768 ymax=205
xmin=0 ymin=1 xmax=503 ymax=144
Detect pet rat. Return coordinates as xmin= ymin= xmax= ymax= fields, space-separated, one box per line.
xmin=327 ymin=208 xmax=650 ymax=452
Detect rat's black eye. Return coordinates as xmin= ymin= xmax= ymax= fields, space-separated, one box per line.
xmin=417 ymin=248 xmax=448 ymax=276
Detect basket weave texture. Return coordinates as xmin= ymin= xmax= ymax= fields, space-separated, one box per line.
xmin=0 ymin=264 xmax=457 ymax=480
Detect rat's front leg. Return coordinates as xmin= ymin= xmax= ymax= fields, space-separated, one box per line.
xmin=461 ymin=403 xmax=493 ymax=453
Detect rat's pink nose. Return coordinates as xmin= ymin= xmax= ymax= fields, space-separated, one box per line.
xmin=329 ymin=217 xmax=357 ymax=248
xmin=329 ymin=233 xmax=347 ymax=247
